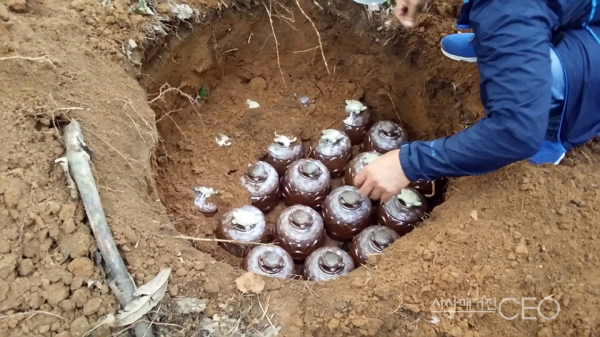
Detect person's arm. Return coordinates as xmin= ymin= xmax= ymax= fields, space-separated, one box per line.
xmin=400 ymin=0 xmax=556 ymax=181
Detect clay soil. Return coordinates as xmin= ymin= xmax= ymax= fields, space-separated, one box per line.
xmin=0 ymin=0 xmax=599 ymax=336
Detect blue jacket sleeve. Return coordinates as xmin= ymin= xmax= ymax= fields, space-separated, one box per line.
xmin=400 ymin=0 xmax=555 ymax=181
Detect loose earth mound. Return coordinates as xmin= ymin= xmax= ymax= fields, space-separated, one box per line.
xmin=0 ymin=0 xmax=598 ymax=336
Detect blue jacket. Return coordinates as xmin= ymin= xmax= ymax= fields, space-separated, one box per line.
xmin=400 ymin=0 xmax=600 ymax=181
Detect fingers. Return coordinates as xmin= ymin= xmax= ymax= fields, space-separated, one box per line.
xmin=358 ymin=178 xmax=375 ymax=199
xmin=393 ymin=1 xmax=406 ymax=22
xmin=402 ymin=0 xmax=420 ymax=28
xmin=354 ymin=169 xmax=368 ymax=188
xmin=395 ymin=0 xmax=425 ymax=28
xmin=370 ymin=188 xmax=383 ymax=201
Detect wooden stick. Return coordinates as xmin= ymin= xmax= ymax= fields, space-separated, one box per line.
xmin=61 ymin=120 xmax=154 ymax=337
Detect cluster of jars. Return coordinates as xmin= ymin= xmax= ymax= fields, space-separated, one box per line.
xmin=214 ymin=100 xmax=447 ymax=282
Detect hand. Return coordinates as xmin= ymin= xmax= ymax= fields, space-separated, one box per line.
xmin=394 ymin=0 xmax=427 ymax=28
xmin=353 ymin=149 xmax=411 ymax=202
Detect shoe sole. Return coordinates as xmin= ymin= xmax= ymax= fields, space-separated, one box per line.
xmin=440 ymin=47 xmax=477 ymax=63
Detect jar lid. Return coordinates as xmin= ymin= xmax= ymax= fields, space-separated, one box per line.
xmin=380 ymin=121 xmax=401 ymax=138
xmin=289 ymin=209 xmax=313 ymax=229
xmin=246 ymin=163 xmax=268 ymax=182
xmin=339 ymin=190 xmax=362 ymax=209
xmin=231 ymin=208 xmax=260 ymax=231
xmin=258 ymin=251 xmax=285 ymax=273
xmin=318 ymin=251 xmax=344 ymax=274
xmin=370 ymin=227 xmax=395 ymax=251
xmin=395 ymin=188 xmax=423 ymax=208
xmin=299 ymin=161 xmax=321 ymax=178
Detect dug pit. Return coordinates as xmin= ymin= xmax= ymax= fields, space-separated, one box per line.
xmin=141 ymin=2 xmax=467 ymax=269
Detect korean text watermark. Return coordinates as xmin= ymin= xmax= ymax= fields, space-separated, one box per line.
xmin=431 ymin=297 xmax=560 ymax=320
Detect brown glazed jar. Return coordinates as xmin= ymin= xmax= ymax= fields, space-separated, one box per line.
xmin=409 ymin=178 xmax=448 ymax=199
xmin=377 ymin=187 xmax=428 ymax=236
xmin=363 ymin=120 xmax=408 ymax=154
xmin=216 ymin=205 xmax=268 ymax=257
xmin=349 ymin=226 xmax=400 ymax=266
xmin=343 ymin=100 xmax=372 ymax=145
xmin=322 ymin=186 xmax=372 ymax=241
xmin=265 ymin=134 xmax=303 ymax=176
xmin=241 ymin=245 xmax=295 ymax=279
xmin=193 ymin=187 xmax=218 ymax=217
xmin=310 ymin=129 xmax=352 ymax=177
xmin=274 ymin=205 xmax=326 ymax=262
xmin=343 ymin=151 xmax=381 ymax=186
xmin=240 ymin=161 xmax=280 ymax=213
xmin=282 ymin=159 xmax=331 ymax=209
xmin=303 ymin=247 xmax=355 ymax=281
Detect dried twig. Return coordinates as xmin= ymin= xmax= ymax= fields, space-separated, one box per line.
xmin=293 ymin=46 xmax=319 ymax=53
xmin=263 ymin=0 xmax=287 ymax=88
xmin=0 ymin=311 xmax=67 ymax=321
xmin=295 ymin=0 xmax=330 ymax=74
xmin=0 ymin=55 xmax=59 ymax=76
xmin=172 ymin=235 xmax=274 ymax=246
xmin=148 ymin=83 xmax=204 ymax=126
xmin=257 ymin=295 xmax=276 ymax=330
xmin=386 ymin=89 xmax=402 ymax=125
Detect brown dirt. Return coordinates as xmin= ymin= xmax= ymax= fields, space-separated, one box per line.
xmin=0 ymin=0 xmax=598 ymax=336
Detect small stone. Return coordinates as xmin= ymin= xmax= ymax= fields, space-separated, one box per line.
xmin=72 ymin=288 xmax=90 ymax=308
xmin=538 ymin=327 xmax=552 ymax=337
xmin=63 ymin=219 xmax=77 ymax=234
xmin=0 ymin=254 xmax=17 ymax=279
xmin=515 ymin=242 xmax=529 ymax=255
xmin=203 ymin=279 xmax=220 ymax=294
xmin=8 ymin=0 xmax=27 ymax=13
xmin=249 ymin=77 xmax=267 ymax=91
xmin=507 ymin=252 xmax=516 ymax=260
xmin=524 ymin=275 xmax=535 ymax=285
xmin=351 ymin=278 xmax=363 ymax=288
xmin=44 ymin=284 xmax=69 ymax=306
xmin=67 ymin=257 xmax=95 ymax=277
xmin=365 ymin=318 xmax=383 ymax=336
xmin=557 ymin=205 xmax=568 ymax=215
xmin=0 ymin=239 xmax=11 ymax=254
xmin=60 ymin=299 xmax=76 ymax=311
xmin=70 ymin=316 xmax=89 ymax=336
xmin=0 ymin=281 xmax=9 ymax=302
xmin=0 ymin=4 xmax=10 ymax=21
xmin=169 ymin=284 xmax=179 ymax=297
xmin=38 ymin=325 xmax=50 ymax=334
xmin=18 ymin=258 xmax=34 ymax=276
xmin=175 ymin=268 xmax=187 ymax=277
xmin=69 ymin=0 xmax=89 ymax=11
xmin=327 ymin=318 xmax=340 ymax=330
xmin=83 ymin=298 xmax=102 ymax=316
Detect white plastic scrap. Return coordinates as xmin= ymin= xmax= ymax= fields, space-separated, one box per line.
xmin=246 ymin=99 xmax=261 ymax=109
xmin=273 ymin=132 xmax=297 ymax=147
xmin=215 ymin=134 xmax=232 ymax=147
xmin=132 ymin=0 xmax=156 ymax=15
xmin=194 ymin=186 xmax=217 ymax=207
xmin=428 ymin=316 xmax=441 ymax=325
xmin=397 ymin=188 xmax=423 ymax=207
xmin=169 ymin=3 xmax=194 ymax=20
xmin=176 ymin=297 xmax=209 ymax=314
xmin=103 ymin=268 xmax=171 ymax=327
xmin=345 ymin=100 xmax=367 ymax=114
xmin=231 ymin=208 xmax=261 ymax=228
xmin=320 ymin=129 xmax=344 ymax=144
